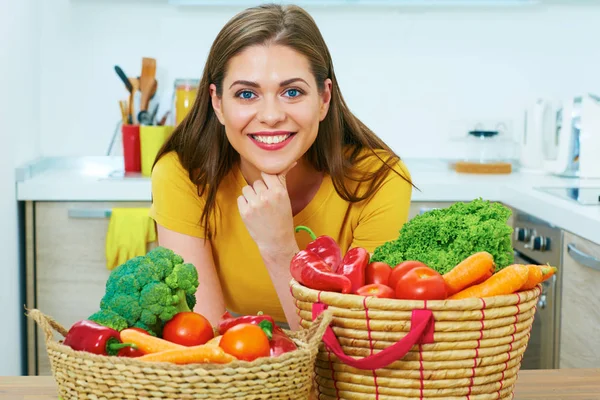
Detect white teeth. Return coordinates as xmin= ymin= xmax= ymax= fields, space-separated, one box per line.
xmin=253 ymin=134 xmax=290 ymax=144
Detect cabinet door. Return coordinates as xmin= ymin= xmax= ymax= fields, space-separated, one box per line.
xmin=33 ymin=201 xmax=153 ymax=375
xmin=559 ymin=231 xmax=600 ymax=368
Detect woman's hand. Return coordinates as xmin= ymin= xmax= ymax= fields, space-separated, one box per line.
xmin=237 ymin=162 xmax=298 ymax=257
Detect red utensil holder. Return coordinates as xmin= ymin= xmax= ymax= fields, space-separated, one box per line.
xmin=122 ymin=124 xmax=141 ymax=173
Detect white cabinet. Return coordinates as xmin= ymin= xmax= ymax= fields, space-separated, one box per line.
xmin=559 ymin=231 xmax=600 ymax=368
xmin=26 ymin=201 xmax=154 ymax=375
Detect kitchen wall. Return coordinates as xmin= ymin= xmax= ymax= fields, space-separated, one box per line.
xmin=0 ymin=0 xmax=41 ymax=375
xmin=38 ymin=0 xmax=600 ymax=160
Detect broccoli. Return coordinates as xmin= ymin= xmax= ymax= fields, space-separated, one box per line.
xmin=89 ymin=246 xmax=199 ymax=336
xmin=371 ymin=199 xmax=514 ymax=275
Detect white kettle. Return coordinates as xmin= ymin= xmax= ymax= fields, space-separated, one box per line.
xmin=520 ymin=99 xmax=555 ymax=171
xmin=541 ymin=94 xmax=600 ymax=178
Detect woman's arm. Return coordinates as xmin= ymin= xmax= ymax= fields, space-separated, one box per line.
xmin=259 ymin=244 xmax=301 ymax=331
xmin=156 ymin=223 xmax=226 ymax=327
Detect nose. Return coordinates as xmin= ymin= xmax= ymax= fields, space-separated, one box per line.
xmin=257 ymin=97 xmax=285 ymax=126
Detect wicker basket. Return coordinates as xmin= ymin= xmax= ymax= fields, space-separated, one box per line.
xmin=290 ymin=280 xmax=542 ymax=400
xmin=28 ymin=308 xmax=333 ymax=400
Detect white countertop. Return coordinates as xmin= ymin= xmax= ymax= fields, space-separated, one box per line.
xmin=15 ymin=156 xmax=600 ymax=244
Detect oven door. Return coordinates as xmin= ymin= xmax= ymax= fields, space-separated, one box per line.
xmin=514 ymin=251 xmax=558 ymax=370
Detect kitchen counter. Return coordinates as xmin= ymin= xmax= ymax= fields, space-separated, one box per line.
xmin=1 ymin=369 xmax=599 ymax=399
xmin=15 ymin=156 xmax=600 ymax=244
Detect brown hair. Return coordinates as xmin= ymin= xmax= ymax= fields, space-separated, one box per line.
xmin=154 ymin=3 xmax=413 ymax=239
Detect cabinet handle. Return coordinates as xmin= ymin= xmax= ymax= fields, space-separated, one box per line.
xmin=68 ymin=209 xmax=112 ymax=219
xmin=567 ymin=243 xmax=600 ymax=272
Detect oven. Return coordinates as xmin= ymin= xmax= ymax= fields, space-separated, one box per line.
xmin=512 ymin=208 xmax=562 ymax=370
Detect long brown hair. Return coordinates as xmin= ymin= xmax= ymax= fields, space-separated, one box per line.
xmin=154 ymin=3 xmax=413 ymax=239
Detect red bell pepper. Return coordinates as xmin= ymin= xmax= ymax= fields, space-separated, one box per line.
xmin=295 ymin=225 xmax=341 ymax=270
xmin=63 ymin=320 xmax=136 ymax=356
xmin=217 ymin=311 xmax=282 ymax=335
xmin=117 ymin=327 xmax=148 ymax=357
xmin=335 ymin=247 xmax=370 ymax=293
xmin=291 ymin=250 xmax=352 ymax=293
xmin=257 ymin=320 xmax=298 ymax=357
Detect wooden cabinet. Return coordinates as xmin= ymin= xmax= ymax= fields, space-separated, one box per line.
xmin=26 ymin=201 xmax=153 ymax=375
xmin=559 ymin=231 xmax=600 ymax=368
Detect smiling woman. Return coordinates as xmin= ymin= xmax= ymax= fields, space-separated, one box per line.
xmin=149 ymin=3 xmax=413 ymax=330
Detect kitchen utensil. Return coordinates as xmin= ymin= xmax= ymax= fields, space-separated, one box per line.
xmin=138 ymin=79 xmax=157 ymax=124
xmin=174 ymin=78 xmax=199 ymax=125
xmin=114 ymin=66 xmax=133 ymax=93
xmin=140 ymin=125 xmax=173 ymax=176
xmin=122 ymin=124 xmax=141 ymax=173
xmin=139 ymin=58 xmax=156 ymax=112
xmin=158 ymin=111 xmax=170 ymax=126
xmin=118 ymin=100 xmax=129 ymax=124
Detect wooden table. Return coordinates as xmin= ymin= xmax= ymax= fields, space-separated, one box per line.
xmin=0 ymin=369 xmax=599 ymax=399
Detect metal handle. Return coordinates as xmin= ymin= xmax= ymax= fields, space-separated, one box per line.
xmin=567 ymin=243 xmax=600 ymax=272
xmin=68 ymin=209 xmax=112 ymax=219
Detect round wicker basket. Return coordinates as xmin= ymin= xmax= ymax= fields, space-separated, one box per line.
xmin=290 ymin=280 xmax=542 ymax=400
xmin=28 ymin=308 xmax=332 ymax=400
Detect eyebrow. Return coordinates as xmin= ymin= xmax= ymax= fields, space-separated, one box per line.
xmin=229 ymin=78 xmax=310 ymax=89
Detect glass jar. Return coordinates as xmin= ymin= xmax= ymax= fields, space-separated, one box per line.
xmin=173 ymin=78 xmax=200 ymax=126
xmin=464 ymin=130 xmax=514 ymax=164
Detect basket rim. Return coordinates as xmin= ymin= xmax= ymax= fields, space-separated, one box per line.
xmin=290 ymin=279 xmax=542 ymax=310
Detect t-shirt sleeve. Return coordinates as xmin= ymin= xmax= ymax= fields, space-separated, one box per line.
xmin=350 ymin=160 xmax=412 ymax=253
xmin=149 ymin=152 xmax=207 ymax=238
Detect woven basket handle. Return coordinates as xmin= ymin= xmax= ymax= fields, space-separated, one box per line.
xmin=27 ymin=308 xmax=69 ymax=343
xmin=312 ymin=302 xmax=434 ymax=370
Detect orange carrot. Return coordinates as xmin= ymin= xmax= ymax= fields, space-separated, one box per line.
xmin=137 ymin=344 xmax=236 ymax=364
xmin=541 ymin=266 xmax=557 ymax=282
xmin=449 ymin=264 xmax=529 ymax=300
xmin=443 ymin=252 xmax=496 ymax=296
xmin=120 ymin=328 xmax=184 ymax=354
xmin=519 ymin=264 xmax=554 ymax=290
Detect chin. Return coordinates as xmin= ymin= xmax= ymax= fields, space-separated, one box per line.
xmin=252 ymin=159 xmax=294 ymax=175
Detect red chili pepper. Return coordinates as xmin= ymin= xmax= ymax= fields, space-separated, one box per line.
xmin=290 ymin=250 xmax=352 ymax=293
xmin=295 ymin=225 xmax=341 ymax=270
xmin=63 ymin=320 xmax=136 ymax=356
xmin=335 ymin=247 xmax=370 ymax=293
xmin=217 ymin=311 xmax=281 ymax=335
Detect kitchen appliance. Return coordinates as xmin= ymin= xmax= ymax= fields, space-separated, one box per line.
xmin=541 ymin=94 xmax=600 ymax=178
xmin=535 ymin=186 xmax=600 ymax=205
xmin=512 ymin=208 xmax=562 ymax=370
xmin=521 ymin=99 xmax=553 ymax=170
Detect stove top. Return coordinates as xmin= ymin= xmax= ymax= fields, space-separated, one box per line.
xmin=535 ymin=187 xmax=600 ymax=205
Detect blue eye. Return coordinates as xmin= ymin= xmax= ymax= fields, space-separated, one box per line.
xmin=285 ymin=88 xmax=301 ymax=98
xmin=237 ymin=90 xmax=256 ymax=100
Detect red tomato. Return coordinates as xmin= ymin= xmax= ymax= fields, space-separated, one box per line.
xmin=162 ymin=312 xmax=214 ymax=346
xmin=365 ymin=262 xmax=392 ymax=286
xmin=395 ymin=266 xmax=447 ymax=300
xmin=389 ymin=261 xmax=429 ymax=290
xmin=356 ymin=283 xmax=395 ymax=299
xmin=219 ymin=323 xmax=270 ymax=362
xmin=118 ymin=327 xmax=148 ymax=357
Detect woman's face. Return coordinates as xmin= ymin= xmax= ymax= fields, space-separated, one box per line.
xmin=210 ymin=44 xmax=332 ymax=175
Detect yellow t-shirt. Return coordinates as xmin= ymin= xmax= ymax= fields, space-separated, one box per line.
xmin=149 ymin=150 xmax=412 ymax=322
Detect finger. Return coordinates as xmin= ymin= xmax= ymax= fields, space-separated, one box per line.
xmin=252 ymin=179 xmax=268 ymax=195
xmin=237 ymin=195 xmax=248 ymax=216
xmin=261 ymin=161 xmax=298 ymax=189
xmin=241 ymin=185 xmax=257 ymax=203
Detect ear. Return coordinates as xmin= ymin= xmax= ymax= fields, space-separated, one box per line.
xmin=209 ymin=83 xmax=225 ymax=125
xmin=319 ymin=78 xmax=333 ymax=122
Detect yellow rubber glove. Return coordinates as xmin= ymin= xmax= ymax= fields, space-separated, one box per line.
xmin=105 ymin=208 xmax=157 ymax=270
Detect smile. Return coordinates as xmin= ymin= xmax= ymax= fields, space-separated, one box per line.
xmin=248 ymin=131 xmax=297 ymax=150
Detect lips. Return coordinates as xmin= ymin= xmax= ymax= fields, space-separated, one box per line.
xmin=248 ymin=131 xmax=296 ymax=151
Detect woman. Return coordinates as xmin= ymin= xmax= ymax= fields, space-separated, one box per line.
xmin=150 ymin=3 xmax=413 ymax=330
